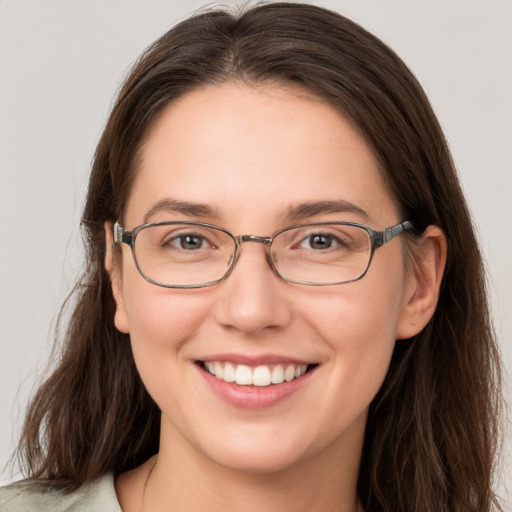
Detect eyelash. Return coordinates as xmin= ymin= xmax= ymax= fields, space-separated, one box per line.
xmin=162 ymin=232 xmax=215 ymax=251
xmin=297 ymin=233 xmax=349 ymax=250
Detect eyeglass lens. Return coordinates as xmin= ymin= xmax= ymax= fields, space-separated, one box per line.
xmin=132 ymin=223 xmax=372 ymax=287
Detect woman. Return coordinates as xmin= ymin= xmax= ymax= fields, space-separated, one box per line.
xmin=0 ymin=3 xmax=502 ymax=511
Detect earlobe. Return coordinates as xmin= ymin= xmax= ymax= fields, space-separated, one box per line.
xmin=104 ymin=222 xmax=130 ymax=334
xmin=396 ymin=225 xmax=447 ymax=340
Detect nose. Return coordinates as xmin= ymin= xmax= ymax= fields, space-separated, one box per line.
xmin=213 ymin=242 xmax=293 ymax=336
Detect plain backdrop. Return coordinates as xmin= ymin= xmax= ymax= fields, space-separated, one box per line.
xmin=1 ymin=0 xmax=511 ymax=505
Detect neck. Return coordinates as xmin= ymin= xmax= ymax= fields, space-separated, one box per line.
xmin=140 ymin=415 xmax=364 ymax=512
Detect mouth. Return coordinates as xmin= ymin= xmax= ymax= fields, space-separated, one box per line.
xmin=197 ymin=360 xmax=318 ymax=387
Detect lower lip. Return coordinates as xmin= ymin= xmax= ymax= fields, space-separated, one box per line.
xmin=197 ymin=364 xmax=316 ymax=409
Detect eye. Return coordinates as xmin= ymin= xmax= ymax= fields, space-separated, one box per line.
xmin=166 ymin=233 xmax=210 ymax=250
xmin=299 ymin=233 xmax=344 ymax=250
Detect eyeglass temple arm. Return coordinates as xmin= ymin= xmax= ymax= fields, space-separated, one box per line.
xmin=113 ymin=222 xmax=132 ymax=245
xmin=373 ymin=221 xmax=413 ymax=248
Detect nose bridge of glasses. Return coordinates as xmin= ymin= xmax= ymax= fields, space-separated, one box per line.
xmin=238 ymin=234 xmax=273 ymax=246
xmin=228 ymin=234 xmax=274 ymax=273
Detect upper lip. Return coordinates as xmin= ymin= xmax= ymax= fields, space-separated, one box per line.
xmin=196 ymin=353 xmax=316 ymax=366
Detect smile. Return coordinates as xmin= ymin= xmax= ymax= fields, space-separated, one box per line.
xmin=196 ymin=358 xmax=319 ymax=408
xmin=200 ymin=361 xmax=312 ymax=387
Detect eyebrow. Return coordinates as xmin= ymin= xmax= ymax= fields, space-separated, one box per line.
xmin=282 ymin=200 xmax=371 ymax=223
xmin=143 ymin=199 xmax=219 ymax=224
xmin=143 ymin=198 xmax=370 ymax=225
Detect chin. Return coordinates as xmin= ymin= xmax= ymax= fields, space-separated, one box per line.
xmin=193 ymin=425 xmax=321 ymax=476
xmin=208 ymin=446 xmax=309 ymax=475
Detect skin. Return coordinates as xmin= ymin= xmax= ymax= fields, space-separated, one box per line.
xmin=108 ymin=82 xmax=446 ymax=512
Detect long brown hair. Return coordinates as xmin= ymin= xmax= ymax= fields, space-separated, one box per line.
xmin=15 ymin=3 xmax=502 ymax=511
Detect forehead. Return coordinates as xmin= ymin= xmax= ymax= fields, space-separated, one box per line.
xmin=125 ymin=82 xmax=398 ymax=229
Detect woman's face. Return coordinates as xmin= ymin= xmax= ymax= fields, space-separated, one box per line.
xmin=111 ymin=82 xmax=419 ymax=475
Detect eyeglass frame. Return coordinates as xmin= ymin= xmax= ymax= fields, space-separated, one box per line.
xmin=113 ymin=220 xmax=414 ymax=289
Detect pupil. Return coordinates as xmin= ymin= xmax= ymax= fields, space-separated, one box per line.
xmin=182 ymin=235 xmax=202 ymax=250
xmin=310 ymin=235 xmax=331 ymax=249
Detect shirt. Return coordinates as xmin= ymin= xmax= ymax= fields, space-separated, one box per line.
xmin=0 ymin=473 xmax=122 ymax=512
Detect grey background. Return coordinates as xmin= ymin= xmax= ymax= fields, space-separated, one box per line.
xmin=1 ymin=0 xmax=510 ymax=505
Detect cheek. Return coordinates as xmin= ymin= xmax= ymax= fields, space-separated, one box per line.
xmin=300 ymin=265 xmax=406 ymax=399
xmin=303 ymin=274 xmax=404 ymax=347
xmin=126 ymin=291 xmax=207 ymax=351
xmin=119 ymin=269 xmax=211 ymax=378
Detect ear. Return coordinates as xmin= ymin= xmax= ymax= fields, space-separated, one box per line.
xmin=396 ymin=225 xmax=447 ymax=339
xmin=104 ymin=222 xmax=130 ymax=334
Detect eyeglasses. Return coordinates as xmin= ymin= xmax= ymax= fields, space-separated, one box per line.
xmin=113 ymin=220 xmax=413 ymax=288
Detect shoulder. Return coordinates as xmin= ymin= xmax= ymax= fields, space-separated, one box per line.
xmin=0 ymin=473 xmax=122 ymax=512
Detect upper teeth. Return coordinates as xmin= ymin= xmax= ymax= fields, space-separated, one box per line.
xmin=204 ymin=362 xmax=308 ymax=387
